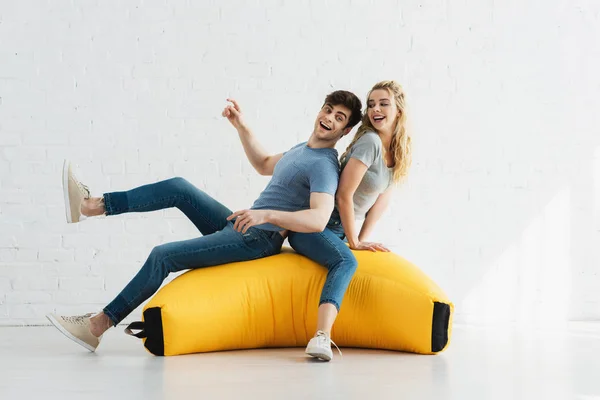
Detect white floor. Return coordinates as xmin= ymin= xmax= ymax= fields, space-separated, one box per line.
xmin=0 ymin=324 xmax=598 ymax=400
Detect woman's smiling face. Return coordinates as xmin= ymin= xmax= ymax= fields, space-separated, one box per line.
xmin=367 ymin=89 xmax=399 ymax=133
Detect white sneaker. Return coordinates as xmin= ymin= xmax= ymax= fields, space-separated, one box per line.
xmin=305 ymin=330 xmax=342 ymax=361
xmin=46 ymin=313 xmax=102 ymax=352
xmin=62 ymin=159 xmax=90 ymax=223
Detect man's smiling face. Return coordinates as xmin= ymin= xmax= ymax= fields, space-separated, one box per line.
xmin=312 ymin=102 xmax=352 ymax=141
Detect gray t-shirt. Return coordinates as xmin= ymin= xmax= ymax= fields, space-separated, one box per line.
xmin=340 ymin=132 xmax=393 ymax=220
xmin=251 ymin=142 xmax=340 ymax=231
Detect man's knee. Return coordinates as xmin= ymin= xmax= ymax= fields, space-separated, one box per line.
xmin=165 ymin=176 xmax=192 ymax=190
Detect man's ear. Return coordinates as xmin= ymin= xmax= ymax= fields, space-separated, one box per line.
xmin=342 ymin=127 xmax=352 ymax=137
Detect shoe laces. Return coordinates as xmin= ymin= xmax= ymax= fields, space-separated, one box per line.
xmin=76 ymin=179 xmax=90 ymax=199
xmin=71 ymin=170 xmax=90 ymax=199
xmin=315 ymin=330 xmax=342 ymax=357
xmin=62 ymin=313 xmax=93 ymax=326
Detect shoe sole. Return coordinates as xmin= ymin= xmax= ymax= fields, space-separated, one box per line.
xmin=62 ymin=160 xmax=73 ymax=223
xmin=305 ymin=347 xmax=332 ymax=361
xmin=46 ymin=314 xmax=96 ymax=352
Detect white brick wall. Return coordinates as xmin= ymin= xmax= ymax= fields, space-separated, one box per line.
xmin=1 ymin=0 xmax=599 ymax=326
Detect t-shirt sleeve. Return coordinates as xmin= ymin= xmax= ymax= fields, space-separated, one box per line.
xmin=347 ymin=133 xmax=379 ymax=168
xmin=308 ymin=158 xmax=339 ymax=195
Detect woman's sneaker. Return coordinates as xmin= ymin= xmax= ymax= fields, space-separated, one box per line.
xmin=46 ymin=313 xmax=102 ymax=352
xmin=62 ymin=160 xmax=90 ymax=223
xmin=305 ymin=330 xmax=342 ymax=361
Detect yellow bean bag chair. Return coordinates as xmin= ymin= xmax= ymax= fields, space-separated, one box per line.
xmin=125 ymin=248 xmax=453 ymax=356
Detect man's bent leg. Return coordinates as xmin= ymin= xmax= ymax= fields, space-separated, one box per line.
xmin=103 ymin=177 xmax=232 ymax=236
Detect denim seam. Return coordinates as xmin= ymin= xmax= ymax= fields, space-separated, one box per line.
xmin=246 ymin=230 xmax=284 ymax=256
xmin=316 ymin=229 xmax=357 ymax=311
xmin=318 ymin=230 xmax=345 ymax=260
xmin=318 ymin=230 xmax=345 ymax=295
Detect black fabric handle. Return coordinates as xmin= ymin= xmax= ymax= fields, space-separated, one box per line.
xmin=124 ymin=321 xmax=147 ymax=339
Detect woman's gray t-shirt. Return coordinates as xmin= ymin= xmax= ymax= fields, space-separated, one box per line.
xmin=340 ymin=132 xmax=393 ymax=220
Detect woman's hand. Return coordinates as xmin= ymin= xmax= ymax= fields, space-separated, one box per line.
xmin=349 ymin=241 xmax=390 ymax=252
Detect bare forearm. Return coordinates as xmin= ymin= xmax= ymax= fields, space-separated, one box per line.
xmin=236 ymin=125 xmax=270 ymax=174
xmin=268 ymin=209 xmax=328 ymax=233
xmin=337 ymin=196 xmax=360 ymax=247
xmin=358 ymin=204 xmax=386 ymax=241
xmin=358 ymin=215 xmax=378 ymax=242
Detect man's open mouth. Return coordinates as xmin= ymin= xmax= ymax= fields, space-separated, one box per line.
xmin=320 ymin=121 xmax=332 ymax=131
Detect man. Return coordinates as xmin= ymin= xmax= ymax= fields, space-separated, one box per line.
xmin=47 ymin=90 xmax=362 ymax=353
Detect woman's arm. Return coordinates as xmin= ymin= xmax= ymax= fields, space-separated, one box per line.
xmin=337 ymin=159 xmax=388 ymax=251
xmin=336 ymin=158 xmax=368 ymax=248
xmin=358 ymin=185 xmax=394 ymax=242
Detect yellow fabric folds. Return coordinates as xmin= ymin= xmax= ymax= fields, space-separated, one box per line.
xmin=141 ymin=248 xmax=453 ymax=356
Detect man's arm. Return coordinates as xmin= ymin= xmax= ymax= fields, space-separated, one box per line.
xmin=268 ymin=192 xmax=334 ymax=232
xmin=236 ymin=123 xmax=284 ymax=176
xmin=227 ymin=192 xmax=334 ymax=233
xmin=223 ymin=98 xmax=283 ymax=176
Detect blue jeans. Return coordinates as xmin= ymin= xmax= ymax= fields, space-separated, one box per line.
xmin=287 ymin=217 xmax=357 ymax=311
xmin=101 ymin=177 xmax=284 ymax=325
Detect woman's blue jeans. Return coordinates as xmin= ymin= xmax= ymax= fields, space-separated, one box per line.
xmin=101 ymin=177 xmax=284 ymax=325
xmin=287 ymin=217 xmax=357 ymax=311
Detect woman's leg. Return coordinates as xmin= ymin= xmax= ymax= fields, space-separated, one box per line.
xmin=288 ymin=229 xmax=358 ymax=360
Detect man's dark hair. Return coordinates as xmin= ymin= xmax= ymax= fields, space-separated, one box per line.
xmin=324 ymin=90 xmax=363 ymax=129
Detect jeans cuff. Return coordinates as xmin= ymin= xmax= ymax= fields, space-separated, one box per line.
xmin=319 ymin=299 xmax=341 ymax=312
xmin=102 ymin=192 xmax=126 ymax=216
xmin=102 ymin=307 xmax=120 ymax=327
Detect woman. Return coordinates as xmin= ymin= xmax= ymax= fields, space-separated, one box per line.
xmin=288 ymin=80 xmax=412 ymax=361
